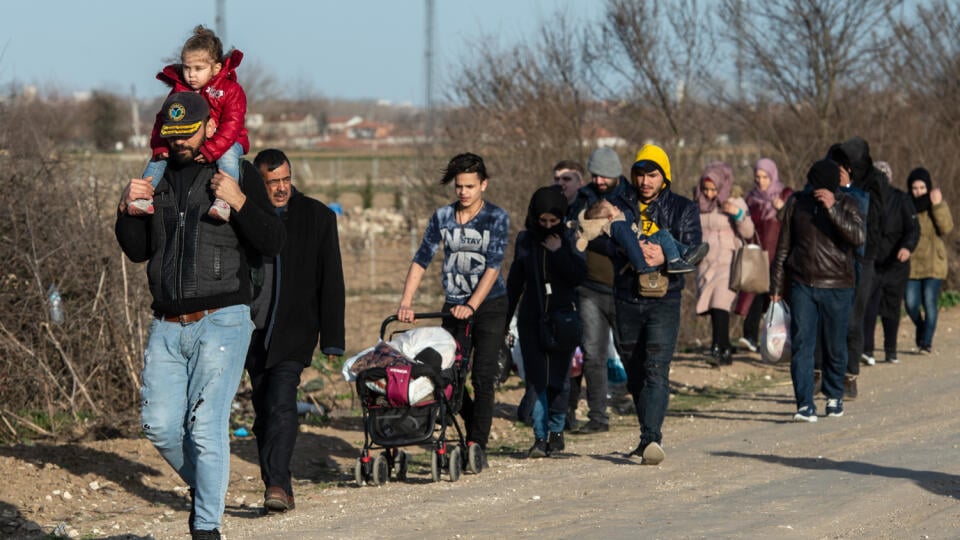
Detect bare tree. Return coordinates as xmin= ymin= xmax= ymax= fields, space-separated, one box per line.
xmin=591 ymin=0 xmax=717 ymax=146
xmin=720 ymin=0 xmax=901 ymax=129
xmin=441 ymin=10 xmax=597 ymax=224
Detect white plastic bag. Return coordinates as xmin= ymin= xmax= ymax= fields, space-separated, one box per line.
xmin=761 ymin=300 xmax=791 ymax=363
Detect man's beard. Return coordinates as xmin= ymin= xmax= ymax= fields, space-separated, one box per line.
xmin=170 ymin=146 xmax=197 ymax=166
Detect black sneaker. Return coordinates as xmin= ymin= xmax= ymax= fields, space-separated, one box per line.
xmin=547 ymin=432 xmax=565 ymax=454
xmin=683 ymin=243 xmax=710 ymax=265
xmin=843 ymin=375 xmax=858 ymax=400
xmin=574 ymin=419 xmax=609 ymax=434
xmin=666 ymin=258 xmax=696 ymax=274
xmin=192 ymin=529 xmax=221 ymax=540
xmin=629 ymin=441 xmax=665 ymax=465
xmin=527 ymin=439 xmax=548 ymax=458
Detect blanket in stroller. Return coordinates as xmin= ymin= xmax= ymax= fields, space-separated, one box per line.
xmin=343 ymin=327 xmax=458 ymax=406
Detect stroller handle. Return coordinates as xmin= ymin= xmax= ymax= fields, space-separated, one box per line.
xmin=380 ymin=311 xmax=468 ymax=341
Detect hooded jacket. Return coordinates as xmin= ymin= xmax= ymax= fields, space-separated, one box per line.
xmin=611 ymin=144 xmax=702 ymax=301
xmin=874 ymin=176 xmax=920 ymax=271
xmin=831 ymin=137 xmax=886 ymax=260
xmin=149 ymin=49 xmax=250 ymax=164
xmin=910 ymin=200 xmax=953 ymax=280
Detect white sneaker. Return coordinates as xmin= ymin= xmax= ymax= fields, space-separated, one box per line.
xmin=860 ymin=353 xmax=876 ymax=366
xmin=208 ymin=198 xmax=231 ymax=221
xmin=738 ymin=337 xmax=758 ymax=353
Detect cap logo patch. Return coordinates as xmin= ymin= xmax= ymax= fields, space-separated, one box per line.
xmin=167 ymin=103 xmax=186 ymax=122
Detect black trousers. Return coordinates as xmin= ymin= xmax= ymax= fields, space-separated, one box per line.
xmin=442 ymin=295 xmax=508 ymax=450
xmin=247 ymin=335 xmax=305 ymax=496
xmin=863 ymin=262 xmax=910 ymax=357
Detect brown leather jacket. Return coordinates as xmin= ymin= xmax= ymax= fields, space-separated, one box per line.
xmin=770 ymin=190 xmax=865 ymax=296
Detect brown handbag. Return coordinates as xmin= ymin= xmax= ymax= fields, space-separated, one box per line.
xmin=729 ymin=234 xmax=769 ymax=293
xmin=637 ymin=270 xmax=669 ymax=298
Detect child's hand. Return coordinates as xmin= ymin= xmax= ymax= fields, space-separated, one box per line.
xmin=158 ymin=152 xmax=169 ymax=160
xmin=194 ymin=154 xmax=208 ymax=163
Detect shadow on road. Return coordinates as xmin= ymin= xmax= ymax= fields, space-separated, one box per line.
xmin=711 ymin=450 xmax=960 ymax=498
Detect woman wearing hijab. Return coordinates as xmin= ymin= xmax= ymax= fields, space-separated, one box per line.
xmin=506 ymin=186 xmax=587 ymax=457
xmin=905 ymin=168 xmax=953 ymax=354
xmin=695 ymin=162 xmax=755 ymax=366
xmin=735 ymin=158 xmax=792 ymax=352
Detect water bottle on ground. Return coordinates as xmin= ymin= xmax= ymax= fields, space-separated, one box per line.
xmin=47 ymin=284 xmax=64 ymax=325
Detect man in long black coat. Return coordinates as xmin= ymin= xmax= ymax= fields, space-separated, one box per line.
xmin=246 ymin=148 xmax=345 ymax=512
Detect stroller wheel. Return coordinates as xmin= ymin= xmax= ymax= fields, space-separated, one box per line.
xmin=430 ymin=451 xmax=441 ymax=482
xmin=354 ymin=457 xmax=366 ymax=487
xmin=467 ymin=443 xmax=484 ymax=474
xmin=396 ymin=450 xmax=409 ymax=481
xmin=448 ymin=446 xmax=462 ymax=482
xmin=372 ymin=454 xmax=390 ymax=486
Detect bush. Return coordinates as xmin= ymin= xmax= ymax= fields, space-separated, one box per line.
xmin=0 ymin=152 xmax=149 ymax=442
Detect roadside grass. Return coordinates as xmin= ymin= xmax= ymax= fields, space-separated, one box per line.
xmin=669 ymin=372 xmax=789 ymax=413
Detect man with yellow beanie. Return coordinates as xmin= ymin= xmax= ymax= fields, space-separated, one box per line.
xmin=608 ymin=144 xmax=702 ymax=464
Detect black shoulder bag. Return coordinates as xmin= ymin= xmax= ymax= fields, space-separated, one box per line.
xmin=537 ymin=243 xmax=583 ymax=352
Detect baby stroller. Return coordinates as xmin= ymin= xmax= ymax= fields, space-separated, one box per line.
xmin=345 ymin=312 xmax=485 ymax=485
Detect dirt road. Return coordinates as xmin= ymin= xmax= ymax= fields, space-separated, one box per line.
xmin=3 ymin=309 xmax=959 ymax=539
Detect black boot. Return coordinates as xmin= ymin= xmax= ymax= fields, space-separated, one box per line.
xmin=527 ymin=439 xmax=548 ymax=458
xmin=719 ymin=348 xmax=733 ymax=366
xmin=706 ymin=344 xmax=721 ymax=367
xmin=547 ymin=432 xmax=565 ymax=455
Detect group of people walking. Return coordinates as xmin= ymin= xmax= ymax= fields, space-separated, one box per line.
xmin=111 ymin=23 xmax=952 ymax=536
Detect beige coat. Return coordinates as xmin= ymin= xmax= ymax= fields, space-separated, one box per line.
xmin=909 ymin=202 xmax=953 ymax=280
xmin=696 ymin=197 xmax=755 ymax=314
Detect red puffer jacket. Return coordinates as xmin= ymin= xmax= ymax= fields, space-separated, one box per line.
xmin=149 ymin=49 xmax=250 ymax=164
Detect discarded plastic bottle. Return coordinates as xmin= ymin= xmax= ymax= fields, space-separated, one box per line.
xmin=47 ymin=284 xmax=64 ymax=325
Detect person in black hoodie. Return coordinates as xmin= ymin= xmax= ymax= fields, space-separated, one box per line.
xmin=507 ymin=187 xmax=587 ymax=457
xmin=245 ymin=149 xmax=345 ymax=512
xmin=828 ymin=137 xmax=885 ymax=369
xmin=771 ymin=160 xmax=864 ymax=422
xmin=861 ymin=163 xmax=919 ymax=363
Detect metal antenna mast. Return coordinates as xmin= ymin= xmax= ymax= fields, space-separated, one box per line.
xmin=425 ymin=0 xmax=435 ymax=142
xmin=215 ymin=0 xmax=227 ymax=45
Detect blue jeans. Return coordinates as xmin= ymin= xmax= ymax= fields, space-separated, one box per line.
xmin=141 ymin=304 xmax=253 ymax=531
xmin=610 ymin=222 xmax=684 ymax=272
xmin=615 ymin=296 xmax=681 ymax=446
xmin=143 ymin=142 xmax=244 ymax=187
xmin=905 ymin=278 xmax=942 ymax=349
xmin=789 ymin=282 xmax=854 ymax=411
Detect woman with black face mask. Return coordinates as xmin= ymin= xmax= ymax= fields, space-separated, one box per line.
xmin=506 ymin=186 xmax=587 ymax=458
xmin=905 ymin=168 xmax=954 ymax=354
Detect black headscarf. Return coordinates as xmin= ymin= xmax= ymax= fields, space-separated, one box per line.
xmin=807 ymin=159 xmax=841 ymax=193
xmin=908 ymin=167 xmax=933 ymax=214
xmin=525 ymin=186 xmax=567 ymax=240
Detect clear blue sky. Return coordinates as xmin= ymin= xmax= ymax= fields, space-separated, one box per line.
xmin=0 ymin=0 xmax=602 ymax=105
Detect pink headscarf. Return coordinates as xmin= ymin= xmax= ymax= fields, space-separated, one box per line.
xmin=745 ymin=158 xmax=785 ymax=222
xmin=697 ymin=161 xmax=733 ymax=213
